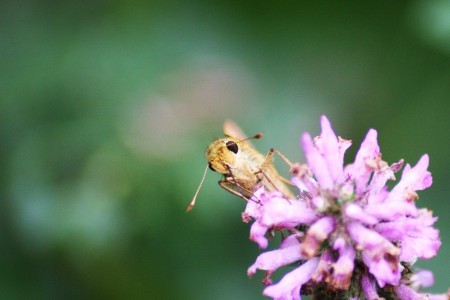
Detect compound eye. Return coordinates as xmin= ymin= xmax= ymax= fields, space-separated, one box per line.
xmin=225 ymin=141 xmax=239 ymax=154
xmin=208 ymin=163 xmax=216 ymax=172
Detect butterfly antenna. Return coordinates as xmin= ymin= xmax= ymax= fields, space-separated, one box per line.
xmin=247 ymin=133 xmax=263 ymax=141
xmin=187 ymin=163 xmax=209 ymax=212
xmin=233 ymin=133 xmax=263 ymax=146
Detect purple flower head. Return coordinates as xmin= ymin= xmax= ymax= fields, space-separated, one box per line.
xmin=244 ymin=116 xmax=444 ymax=299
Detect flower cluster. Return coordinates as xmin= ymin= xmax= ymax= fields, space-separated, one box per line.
xmin=243 ymin=116 xmax=446 ymax=299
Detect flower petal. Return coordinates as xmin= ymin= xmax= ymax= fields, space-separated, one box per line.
xmin=312 ymin=250 xmax=334 ymax=283
xmin=395 ymin=284 xmax=428 ymax=300
xmin=362 ymin=251 xmax=401 ymax=287
xmin=248 ymin=242 xmax=303 ymax=276
xmin=375 ymin=209 xmax=441 ymax=262
xmin=260 ymin=197 xmax=318 ymax=228
xmin=387 ymin=154 xmax=432 ymax=203
xmin=361 ymin=273 xmax=380 ymax=300
xmin=300 ymin=216 xmax=335 ymax=258
xmin=249 ymin=221 xmax=270 ymax=249
xmin=243 ymin=186 xmax=266 ymax=220
xmin=280 ymin=233 xmax=303 ymax=249
xmin=345 ymin=203 xmax=378 ymax=225
xmin=315 ymin=116 xmax=345 ymax=184
xmin=263 ymin=258 xmax=319 ymax=300
xmin=291 ymin=164 xmax=319 ymax=197
xmin=347 ymin=222 xmax=401 ymax=287
xmin=365 ymin=201 xmax=418 ymax=220
xmin=301 ymin=132 xmax=333 ymax=190
xmin=411 ymin=270 xmax=435 ymax=290
xmin=247 ymin=189 xmax=318 ymax=249
xmin=345 ymin=129 xmax=380 ymax=194
xmin=330 ymin=238 xmax=355 ymax=290
xmin=367 ymin=158 xmax=397 ymax=196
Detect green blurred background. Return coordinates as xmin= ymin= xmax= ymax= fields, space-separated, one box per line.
xmin=1 ymin=0 xmax=449 ymax=299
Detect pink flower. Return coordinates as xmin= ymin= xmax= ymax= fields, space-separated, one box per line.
xmin=244 ymin=116 xmax=443 ymax=299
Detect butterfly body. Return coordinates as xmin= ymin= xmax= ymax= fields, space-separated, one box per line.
xmin=187 ymin=120 xmax=293 ymax=211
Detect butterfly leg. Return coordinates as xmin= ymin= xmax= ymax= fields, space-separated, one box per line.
xmin=258 ymin=149 xmax=296 ymax=188
xmin=218 ymin=180 xmax=260 ymax=203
